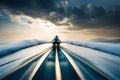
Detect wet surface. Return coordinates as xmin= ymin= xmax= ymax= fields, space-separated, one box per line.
xmin=0 ymin=43 xmax=120 ymax=80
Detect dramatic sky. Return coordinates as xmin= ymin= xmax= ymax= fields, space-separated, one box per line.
xmin=0 ymin=0 xmax=120 ymax=42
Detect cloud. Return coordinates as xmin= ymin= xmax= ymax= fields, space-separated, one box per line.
xmin=61 ymin=31 xmax=70 ymax=34
xmin=0 ymin=13 xmax=3 ymax=16
xmin=0 ymin=0 xmax=120 ymax=31
xmin=27 ymin=21 xmax=33 ymax=24
xmin=82 ymin=28 xmax=120 ymax=38
xmin=91 ymin=38 xmax=120 ymax=43
xmin=56 ymin=18 xmax=70 ymax=25
xmin=66 ymin=3 xmax=120 ymax=30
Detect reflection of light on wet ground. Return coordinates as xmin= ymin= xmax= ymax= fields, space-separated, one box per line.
xmin=0 ymin=43 xmax=52 ymax=77
xmin=29 ymin=49 xmax=52 ymax=80
xmin=55 ymin=47 xmax=62 ymax=80
xmin=61 ymin=43 xmax=120 ymax=80
xmin=0 ymin=43 xmax=120 ymax=80
xmin=61 ymin=49 xmax=85 ymax=80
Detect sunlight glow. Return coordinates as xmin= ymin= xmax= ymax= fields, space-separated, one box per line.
xmin=0 ymin=15 xmax=103 ymax=42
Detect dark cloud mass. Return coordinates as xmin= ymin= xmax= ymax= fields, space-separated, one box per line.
xmin=0 ymin=0 xmax=120 ymax=30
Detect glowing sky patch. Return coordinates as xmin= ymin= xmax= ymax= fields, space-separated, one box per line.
xmin=0 ymin=0 xmax=120 ymax=42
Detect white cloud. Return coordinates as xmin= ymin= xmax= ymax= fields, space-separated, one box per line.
xmin=57 ymin=18 xmax=70 ymax=24
xmin=50 ymin=12 xmax=56 ymax=16
xmin=9 ymin=14 xmax=56 ymax=28
xmin=87 ymin=3 xmax=93 ymax=9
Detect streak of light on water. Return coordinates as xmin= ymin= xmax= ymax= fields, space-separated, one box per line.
xmin=0 ymin=43 xmax=52 ymax=77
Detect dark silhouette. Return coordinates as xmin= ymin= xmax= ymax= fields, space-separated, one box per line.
xmin=52 ymin=35 xmax=61 ymax=46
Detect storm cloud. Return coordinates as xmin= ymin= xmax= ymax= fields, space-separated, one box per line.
xmin=0 ymin=0 xmax=120 ymax=30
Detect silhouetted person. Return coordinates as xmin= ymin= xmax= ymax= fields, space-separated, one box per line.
xmin=52 ymin=35 xmax=61 ymax=46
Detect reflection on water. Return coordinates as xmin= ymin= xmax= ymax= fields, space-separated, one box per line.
xmin=55 ymin=46 xmax=62 ymax=80
xmin=0 ymin=43 xmax=120 ymax=80
xmin=0 ymin=43 xmax=52 ymax=77
xmin=61 ymin=43 xmax=120 ymax=80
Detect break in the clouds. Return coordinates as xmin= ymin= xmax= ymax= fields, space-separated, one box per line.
xmin=0 ymin=0 xmax=120 ymax=28
xmin=0 ymin=0 xmax=120 ymax=41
